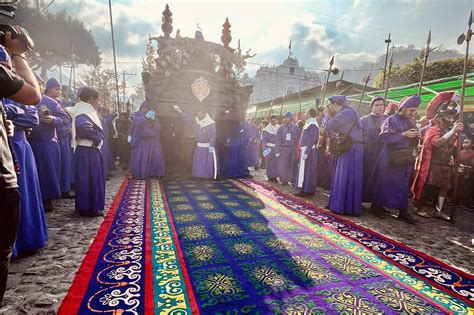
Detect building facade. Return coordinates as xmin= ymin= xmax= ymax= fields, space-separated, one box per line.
xmin=250 ymin=56 xmax=321 ymax=104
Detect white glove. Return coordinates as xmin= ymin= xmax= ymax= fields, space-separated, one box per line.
xmin=127 ymin=135 xmax=132 ymax=143
xmin=302 ymin=154 xmax=308 ymax=160
xmin=173 ymin=105 xmax=182 ymax=114
xmin=275 ymin=153 xmax=280 ymax=158
xmin=208 ymin=147 xmax=215 ymax=154
xmin=145 ymin=110 xmax=156 ymax=119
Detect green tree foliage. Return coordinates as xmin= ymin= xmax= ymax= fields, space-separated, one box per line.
xmin=10 ymin=3 xmax=100 ymax=77
xmin=373 ymin=57 xmax=473 ymax=88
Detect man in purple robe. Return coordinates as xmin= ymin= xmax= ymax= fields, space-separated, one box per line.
xmin=174 ymin=105 xmax=216 ymax=179
xmin=276 ymin=112 xmax=299 ymax=185
xmin=71 ymin=87 xmax=105 ymax=216
xmin=247 ymin=118 xmax=260 ymax=169
xmin=44 ymin=77 xmax=75 ymax=199
xmin=295 ymin=108 xmax=319 ymax=197
xmin=361 ymin=96 xmax=388 ymax=203
xmin=129 ymin=101 xmax=165 ymax=179
xmin=262 ymin=115 xmax=279 ymax=182
xmin=371 ymin=95 xmax=421 ymax=224
xmin=28 ymin=84 xmax=70 ymax=212
xmin=324 ymin=95 xmax=363 ymax=215
xmin=98 ymin=106 xmax=118 ymax=178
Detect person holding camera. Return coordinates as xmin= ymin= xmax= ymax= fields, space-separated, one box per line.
xmin=371 ymin=95 xmax=421 ymax=224
xmin=28 ymin=78 xmax=69 ymax=212
xmin=0 ymin=27 xmax=41 ymax=306
xmin=323 ymin=95 xmax=363 ymax=215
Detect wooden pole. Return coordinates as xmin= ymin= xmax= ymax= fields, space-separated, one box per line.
xmin=384 ymin=46 xmax=394 ymax=101
xmin=382 ymin=33 xmax=392 ymax=89
xmin=298 ymin=85 xmax=302 ymax=113
xmin=418 ymin=30 xmax=432 ymax=97
xmin=335 ymin=70 xmax=345 ymax=94
xmin=320 ymin=55 xmax=334 ymax=105
xmin=452 ymin=11 xmax=472 ymax=223
xmin=357 ymin=63 xmax=373 ymax=110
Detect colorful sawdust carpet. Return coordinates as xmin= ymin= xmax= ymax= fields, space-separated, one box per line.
xmin=59 ymin=177 xmax=474 ymax=314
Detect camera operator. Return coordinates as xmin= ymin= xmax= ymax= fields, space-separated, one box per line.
xmin=0 ymin=27 xmax=41 ymax=306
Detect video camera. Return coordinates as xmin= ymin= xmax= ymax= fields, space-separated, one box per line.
xmin=0 ymin=25 xmax=34 ymax=50
xmin=0 ymin=1 xmax=34 ymax=50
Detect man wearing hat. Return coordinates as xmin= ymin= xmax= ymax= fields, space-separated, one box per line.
xmin=275 ymin=112 xmax=299 ymax=185
xmin=361 ymin=96 xmax=388 ymax=203
xmin=371 ymin=95 xmax=421 ymax=224
xmin=411 ymin=92 xmax=463 ymax=221
xmin=324 ymin=95 xmax=363 ymax=215
xmin=28 ymin=78 xmax=70 ymax=212
xmin=44 ymin=78 xmax=75 ymax=199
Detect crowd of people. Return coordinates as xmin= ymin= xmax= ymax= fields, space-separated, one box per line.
xmin=254 ymin=93 xmax=474 ymax=225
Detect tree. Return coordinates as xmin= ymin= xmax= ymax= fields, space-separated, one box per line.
xmin=79 ymin=66 xmax=117 ymax=109
xmin=373 ymin=57 xmax=474 ymax=88
xmin=11 ymin=3 xmax=100 ymax=78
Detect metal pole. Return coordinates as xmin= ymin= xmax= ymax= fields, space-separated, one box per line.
xmin=109 ymin=0 xmax=122 ymax=112
xmin=382 ymin=33 xmax=391 ymax=89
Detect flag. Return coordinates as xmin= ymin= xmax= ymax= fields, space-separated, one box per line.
xmin=289 ymin=40 xmax=292 ymax=50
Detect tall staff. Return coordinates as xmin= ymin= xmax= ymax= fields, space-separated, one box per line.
xmin=357 ymin=63 xmax=373 ymax=110
xmin=452 ymin=10 xmax=472 ymax=223
xmin=298 ymin=84 xmax=302 ymax=113
xmin=279 ymin=92 xmax=285 ymax=116
xmin=320 ymin=55 xmax=339 ymax=105
xmin=418 ymin=30 xmax=433 ymax=96
xmin=383 ymin=45 xmax=394 ymax=100
xmin=382 ymin=33 xmax=392 ymax=89
xmin=267 ymin=98 xmax=275 ymax=118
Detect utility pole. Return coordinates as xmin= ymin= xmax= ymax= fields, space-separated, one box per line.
xmin=122 ymin=71 xmax=136 ymax=104
xmin=382 ymin=33 xmax=392 ymax=89
xmin=108 ymin=0 xmax=121 ymax=112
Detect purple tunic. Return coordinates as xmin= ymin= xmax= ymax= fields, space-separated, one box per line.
xmin=262 ymin=129 xmax=279 ymax=180
xmin=324 ymin=106 xmax=363 ymax=215
xmin=361 ymin=113 xmax=388 ymax=202
xmin=373 ymin=113 xmax=417 ymax=210
xmin=296 ymin=123 xmax=318 ymax=193
xmin=28 ymin=95 xmax=69 ymax=200
xmin=246 ymin=124 xmax=260 ymax=167
xmin=276 ymin=123 xmax=299 ymax=183
xmin=4 ymin=101 xmax=48 ymax=256
xmin=74 ymin=114 xmax=105 ymax=212
xmin=130 ymin=113 xmax=165 ymax=179
xmin=182 ymin=113 xmax=216 ymax=179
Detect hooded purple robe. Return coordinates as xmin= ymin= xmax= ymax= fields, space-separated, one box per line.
xmin=295 ymin=121 xmax=319 ymax=193
xmin=276 ymin=123 xmax=299 ymax=183
xmin=262 ymin=125 xmax=279 ymax=180
xmin=246 ymin=122 xmax=260 ymax=167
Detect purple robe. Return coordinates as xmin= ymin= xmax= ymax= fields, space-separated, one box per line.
xmin=100 ymin=113 xmax=118 ymax=176
xmin=276 ymin=123 xmax=299 ymax=183
xmin=57 ymin=101 xmax=74 ymax=193
xmin=373 ymin=113 xmax=417 ymax=210
xmin=74 ymin=114 xmax=105 ymax=212
xmin=246 ymin=124 xmax=260 ymax=167
xmin=28 ymin=95 xmax=69 ymax=200
xmin=262 ymin=129 xmax=278 ymax=180
xmin=4 ymin=101 xmax=48 ymax=256
xmin=361 ymin=113 xmax=388 ymax=202
xmin=182 ymin=113 xmax=216 ymax=179
xmin=296 ymin=123 xmax=319 ymax=193
xmin=130 ymin=113 xmax=165 ymax=179
xmin=324 ymin=106 xmax=363 ymax=215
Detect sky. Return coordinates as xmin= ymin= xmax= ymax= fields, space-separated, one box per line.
xmin=48 ymin=0 xmax=472 ymax=99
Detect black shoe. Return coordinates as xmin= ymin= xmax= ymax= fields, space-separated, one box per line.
xmin=62 ymin=192 xmax=75 ymax=199
xmin=79 ymin=211 xmax=104 ymax=217
xmin=43 ymin=200 xmax=54 ymax=213
xmin=398 ymin=213 xmax=417 ymax=224
xmin=371 ymin=204 xmax=388 ymax=219
xmin=268 ymin=178 xmax=277 ymax=182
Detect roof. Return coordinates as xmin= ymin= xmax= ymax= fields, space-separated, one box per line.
xmin=346 ymin=73 xmax=474 ymax=114
xmin=249 ymin=79 xmax=377 ymax=118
